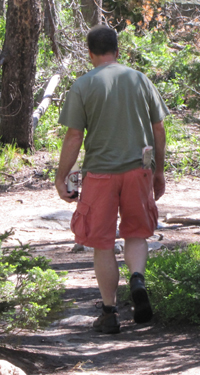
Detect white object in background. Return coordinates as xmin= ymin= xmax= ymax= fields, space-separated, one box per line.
xmin=142 ymin=146 xmax=153 ymax=169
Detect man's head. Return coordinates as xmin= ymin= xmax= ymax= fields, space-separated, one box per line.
xmin=87 ymin=25 xmax=118 ymax=56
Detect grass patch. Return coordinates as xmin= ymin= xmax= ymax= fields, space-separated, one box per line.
xmin=120 ymin=243 xmax=200 ymax=326
xmin=0 ymin=143 xmax=32 ymax=184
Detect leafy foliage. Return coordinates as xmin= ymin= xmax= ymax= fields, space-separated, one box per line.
xmin=0 ymin=1 xmax=200 ymax=179
xmin=0 ymin=230 xmax=67 ymax=332
xmin=33 ymin=17 xmax=200 ymax=180
xmin=120 ymin=243 xmax=200 ymax=325
xmin=163 ymin=114 xmax=200 ymax=178
xmin=118 ymin=26 xmax=200 ymax=109
xmin=0 ymin=16 xmax=5 ymax=49
xmin=34 ymin=105 xmax=63 ymax=152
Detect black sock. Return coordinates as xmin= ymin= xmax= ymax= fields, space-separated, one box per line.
xmin=103 ymin=304 xmax=118 ymax=314
xmin=130 ymin=272 xmax=144 ymax=283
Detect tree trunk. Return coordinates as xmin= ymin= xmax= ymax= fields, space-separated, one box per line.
xmin=81 ymin=0 xmax=102 ymax=26
xmin=0 ymin=0 xmax=41 ymax=150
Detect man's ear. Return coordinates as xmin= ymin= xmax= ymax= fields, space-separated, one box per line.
xmin=88 ymin=49 xmax=96 ymax=67
xmin=88 ymin=49 xmax=93 ymax=60
xmin=116 ymin=48 xmax=119 ymax=59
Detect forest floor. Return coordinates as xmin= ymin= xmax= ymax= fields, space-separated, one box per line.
xmin=0 ymin=151 xmax=200 ymax=375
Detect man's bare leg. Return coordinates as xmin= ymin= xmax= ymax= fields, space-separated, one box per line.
xmin=93 ymin=248 xmax=120 ymax=333
xmin=94 ymin=248 xmax=119 ymax=306
xmin=124 ymin=237 xmax=152 ymax=323
xmin=124 ymin=237 xmax=148 ymax=275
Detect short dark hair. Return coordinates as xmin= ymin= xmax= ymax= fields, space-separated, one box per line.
xmin=87 ymin=25 xmax=118 ymax=56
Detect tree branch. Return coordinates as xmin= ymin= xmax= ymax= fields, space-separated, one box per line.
xmin=33 ymin=73 xmax=61 ymax=131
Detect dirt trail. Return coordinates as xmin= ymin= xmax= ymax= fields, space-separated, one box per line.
xmin=0 ymin=175 xmax=200 ymax=375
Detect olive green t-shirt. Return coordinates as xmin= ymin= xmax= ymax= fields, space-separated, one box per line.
xmin=59 ymin=63 xmax=170 ymax=177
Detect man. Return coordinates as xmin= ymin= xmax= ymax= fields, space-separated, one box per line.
xmin=55 ymin=25 xmax=169 ymax=334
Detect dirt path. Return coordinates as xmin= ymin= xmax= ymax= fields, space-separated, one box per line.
xmin=0 ymin=174 xmax=200 ymax=375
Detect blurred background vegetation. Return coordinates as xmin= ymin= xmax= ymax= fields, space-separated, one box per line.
xmin=0 ymin=0 xmax=200 ymax=182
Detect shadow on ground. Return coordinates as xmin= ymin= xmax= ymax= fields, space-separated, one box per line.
xmin=0 ymin=247 xmax=200 ymax=375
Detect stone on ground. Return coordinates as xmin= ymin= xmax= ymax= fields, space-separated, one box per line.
xmin=0 ymin=360 xmax=27 ymax=375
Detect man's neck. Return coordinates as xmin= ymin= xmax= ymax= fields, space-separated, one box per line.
xmin=89 ymin=50 xmax=118 ymax=68
xmin=95 ymin=56 xmax=117 ymax=68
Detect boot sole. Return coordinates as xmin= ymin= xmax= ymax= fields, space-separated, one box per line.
xmin=132 ymin=287 xmax=153 ymax=324
xmin=93 ymin=325 xmax=121 ymax=334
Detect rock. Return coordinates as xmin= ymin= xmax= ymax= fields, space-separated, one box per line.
xmin=30 ymin=219 xmax=68 ymax=230
xmin=157 ymin=221 xmax=168 ymax=229
xmin=148 ymin=233 xmax=164 ymax=241
xmin=72 ymin=243 xmax=84 ymax=252
xmin=58 ymin=315 xmax=93 ymax=327
xmin=71 ymin=243 xmax=93 ymax=252
xmin=0 ymin=360 xmax=27 ymax=375
xmin=148 ymin=241 xmax=163 ymax=251
xmin=41 ymin=210 xmax=72 ymax=222
xmin=71 ymin=242 xmax=124 ymax=254
xmin=114 ymin=241 xmax=124 ymax=254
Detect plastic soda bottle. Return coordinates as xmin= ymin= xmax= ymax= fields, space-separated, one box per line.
xmin=67 ymin=161 xmax=79 ymax=198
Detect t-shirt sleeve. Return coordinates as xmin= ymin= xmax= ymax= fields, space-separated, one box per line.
xmin=58 ymin=87 xmax=86 ymax=131
xmin=147 ymin=79 xmax=170 ymax=124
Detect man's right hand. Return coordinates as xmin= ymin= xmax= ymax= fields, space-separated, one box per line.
xmin=153 ymin=171 xmax=165 ymax=201
xmin=55 ymin=180 xmax=78 ymax=203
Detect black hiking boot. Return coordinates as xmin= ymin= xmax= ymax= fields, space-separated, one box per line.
xmin=93 ymin=303 xmax=120 ymax=334
xmin=130 ymin=272 xmax=153 ymax=324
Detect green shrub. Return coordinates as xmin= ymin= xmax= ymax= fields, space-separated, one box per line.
xmin=120 ymin=243 xmax=200 ymax=325
xmin=118 ymin=26 xmax=200 ymax=110
xmin=34 ymin=105 xmax=62 ymax=151
xmin=0 ymin=230 xmax=67 ymax=332
xmin=163 ymin=115 xmax=200 ymax=177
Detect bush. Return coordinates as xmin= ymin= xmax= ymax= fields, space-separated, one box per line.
xmin=118 ymin=26 xmax=200 ymax=110
xmin=0 ymin=230 xmax=67 ymax=332
xmin=120 ymin=243 xmax=200 ymax=325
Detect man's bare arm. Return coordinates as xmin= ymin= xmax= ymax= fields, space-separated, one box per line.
xmin=152 ymin=120 xmax=166 ymax=201
xmin=55 ymin=128 xmax=84 ymax=202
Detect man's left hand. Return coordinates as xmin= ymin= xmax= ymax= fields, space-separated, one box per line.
xmin=153 ymin=171 xmax=165 ymax=201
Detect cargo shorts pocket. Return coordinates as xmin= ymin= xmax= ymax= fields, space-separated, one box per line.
xmin=71 ymin=201 xmax=90 ymax=240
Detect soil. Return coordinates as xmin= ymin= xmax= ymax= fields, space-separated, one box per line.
xmin=0 ymin=151 xmax=200 ymax=375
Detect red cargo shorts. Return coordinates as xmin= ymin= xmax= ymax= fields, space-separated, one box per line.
xmin=71 ymin=168 xmax=158 ymax=249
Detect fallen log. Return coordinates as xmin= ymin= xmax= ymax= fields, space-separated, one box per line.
xmin=165 ymin=213 xmax=200 ymax=226
xmin=33 ymin=73 xmax=61 ymax=131
xmin=168 ymin=42 xmax=185 ymax=50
